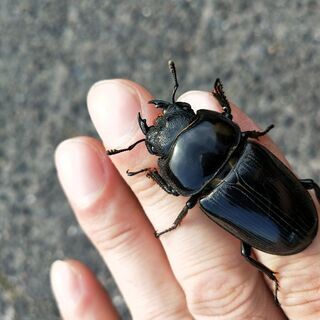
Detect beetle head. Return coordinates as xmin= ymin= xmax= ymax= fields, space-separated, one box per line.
xmin=137 ymin=60 xmax=196 ymax=157
xmin=138 ymin=100 xmax=196 ymax=157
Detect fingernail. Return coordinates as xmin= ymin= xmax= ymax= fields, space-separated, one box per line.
xmin=51 ymin=260 xmax=84 ymax=311
xmin=87 ymin=80 xmax=142 ymax=148
xmin=55 ymin=139 xmax=107 ymax=208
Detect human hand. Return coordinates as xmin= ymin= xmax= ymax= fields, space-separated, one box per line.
xmin=52 ymin=79 xmax=320 ymax=319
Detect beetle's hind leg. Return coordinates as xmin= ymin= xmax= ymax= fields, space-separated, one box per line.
xmin=300 ymin=179 xmax=320 ymax=202
xmin=154 ymin=194 xmax=198 ymax=238
xmin=241 ymin=242 xmax=280 ymax=305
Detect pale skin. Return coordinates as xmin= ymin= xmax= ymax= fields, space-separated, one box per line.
xmin=52 ymin=79 xmax=320 ymax=319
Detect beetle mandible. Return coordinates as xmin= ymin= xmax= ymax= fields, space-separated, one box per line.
xmin=107 ymin=61 xmax=319 ymax=304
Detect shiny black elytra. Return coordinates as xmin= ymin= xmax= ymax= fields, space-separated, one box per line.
xmin=107 ymin=61 xmax=319 ymax=304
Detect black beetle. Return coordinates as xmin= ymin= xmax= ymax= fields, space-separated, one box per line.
xmin=107 ymin=61 xmax=319 ymax=304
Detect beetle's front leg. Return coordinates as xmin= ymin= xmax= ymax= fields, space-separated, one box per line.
xmin=107 ymin=139 xmax=145 ymax=155
xmin=126 ymin=168 xmax=179 ymax=196
xmin=154 ymin=194 xmax=199 ymax=238
xmin=242 ymin=124 xmax=274 ymax=140
xmin=212 ymin=78 xmax=233 ymax=120
xmin=241 ymin=242 xmax=280 ymax=305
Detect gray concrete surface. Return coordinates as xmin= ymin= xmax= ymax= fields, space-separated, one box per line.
xmin=0 ymin=1 xmax=319 ymax=319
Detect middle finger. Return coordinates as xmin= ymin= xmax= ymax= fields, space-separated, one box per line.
xmin=88 ymin=79 xmax=285 ymax=319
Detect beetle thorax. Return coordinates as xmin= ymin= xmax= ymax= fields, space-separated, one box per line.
xmin=163 ymin=110 xmax=242 ymax=195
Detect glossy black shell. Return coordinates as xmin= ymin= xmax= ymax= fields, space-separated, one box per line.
xmin=156 ymin=108 xmax=318 ymax=255
xmin=158 ymin=110 xmax=241 ymax=196
xmin=199 ymin=142 xmax=318 ymax=255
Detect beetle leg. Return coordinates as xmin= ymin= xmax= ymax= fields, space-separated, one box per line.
xmin=107 ymin=139 xmax=145 ymax=155
xmin=300 ymin=179 xmax=320 ymax=202
xmin=126 ymin=168 xmax=180 ymax=195
xmin=154 ymin=195 xmax=199 ymax=238
xmin=126 ymin=168 xmax=150 ymax=176
xmin=242 ymin=124 xmax=274 ymax=140
xmin=146 ymin=169 xmax=180 ymax=196
xmin=212 ymin=78 xmax=233 ymax=120
xmin=241 ymin=242 xmax=280 ymax=305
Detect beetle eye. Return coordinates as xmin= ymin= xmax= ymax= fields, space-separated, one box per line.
xmin=176 ymin=102 xmax=191 ymax=111
xmin=146 ymin=141 xmax=157 ymax=154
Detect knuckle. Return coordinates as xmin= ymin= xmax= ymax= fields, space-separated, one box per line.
xmin=281 ymin=258 xmax=320 ymax=317
xmin=84 ymin=209 xmax=139 ymax=254
xmin=134 ymin=307 xmax=192 ymax=320
xmin=95 ymin=221 xmax=137 ymax=254
xmin=183 ymin=270 xmax=259 ymax=319
xmin=130 ymin=176 xmax=171 ymax=208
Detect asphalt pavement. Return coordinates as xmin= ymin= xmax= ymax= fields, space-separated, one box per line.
xmin=0 ymin=1 xmax=319 ymax=319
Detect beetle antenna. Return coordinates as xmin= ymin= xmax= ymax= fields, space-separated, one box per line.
xmin=168 ymin=60 xmax=179 ymax=103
